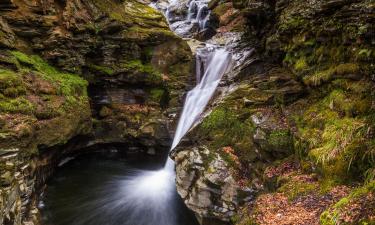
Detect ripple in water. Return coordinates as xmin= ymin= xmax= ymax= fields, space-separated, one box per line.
xmin=40 ymin=154 xmax=199 ymax=225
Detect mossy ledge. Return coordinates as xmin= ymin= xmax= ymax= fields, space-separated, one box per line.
xmin=0 ymin=50 xmax=92 ymax=153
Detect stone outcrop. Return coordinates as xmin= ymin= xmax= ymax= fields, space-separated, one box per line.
xmin=173 ymin=64 xmax=304 ymax=222
xmin=174 ymin=146 xmax=245 ymax=224
xmin=0 ymin=0 xmax=193 ymax=149
xmin=0 ymin=0 xmax=193 ymax=224
xmin=0 ymin=0 xmax=373 ymax=224
xmin=172 ymin=0 xmax=374 ymax=224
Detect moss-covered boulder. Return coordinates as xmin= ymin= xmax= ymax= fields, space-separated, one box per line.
xmin=173 ymin=0 xmax=374 ymax=223
xmin=0 ymin=0 xmax=193 ymax=149
xmin=172 ymin=66 xmax=304 ymax=222
xmin=0 ymin=51 xmax=91 ymax=153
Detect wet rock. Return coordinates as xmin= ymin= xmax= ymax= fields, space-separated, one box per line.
xmin=174 ymin=146 xmax=248 ymax=223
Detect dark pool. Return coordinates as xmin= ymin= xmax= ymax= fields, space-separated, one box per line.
xmin=39 ymin=152 xmax=199 ymax=225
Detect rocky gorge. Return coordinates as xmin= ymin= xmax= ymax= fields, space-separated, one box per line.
xmin=0 ymin=0 xmax=374 ymax=225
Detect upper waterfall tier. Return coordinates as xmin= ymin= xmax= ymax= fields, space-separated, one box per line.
xmin=171 ymin=46 xmax=232 ymax=150
xmin=151 ymin=0 xmax=214 ymax=38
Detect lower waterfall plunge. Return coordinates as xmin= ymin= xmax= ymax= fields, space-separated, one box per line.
xmin=41 ymin=46 xmax=232 ymax=225
xmin=102 ymin=45 xmax=231 ymax=224
xmin=109 ymin=45 xmax=233 ymax=224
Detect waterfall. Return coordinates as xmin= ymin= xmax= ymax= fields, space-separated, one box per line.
xmin=103 ymin=2 xmax=232 ymax=225
xmin=170 ymin=47 xmax=232 ymax=151
xmin=151 ymin=0 xmax=211 ymax=37
xmin=164 ymin=46 xmax=231 ymax=172
xmin=187 ymin=1 xmax=197 ymax=21
xmin=187 ymin=0 xmax=210 ymax=30
xmin=100 ymin=44 xmax=232 ymax=225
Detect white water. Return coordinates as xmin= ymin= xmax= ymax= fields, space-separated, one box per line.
xmin=171 ymin=46 xmax=232 ymax=151
xmin=99 ymin=2 xmax=232 ymax=225
xmin=153 ymin=0 xmax=211 ymax=37
xmin=187 ymin=0 xmax=210 ymax=29
xmin=104 ymin=45 xmax=232 ymax=225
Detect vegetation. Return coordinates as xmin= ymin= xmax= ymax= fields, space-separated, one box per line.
xmin=303 ymin=63 xmax=360 ymax=86
xmin=11 ymin=51 xmax=88 ymax=101
xmin=200 ymin=107 xmax=254 ymax=148
xmin=278 ymin=178 xmax=319 ymax=201
xmin=87 ymin=64 xmax=115 ymax=76
xmin=320 ymin=181 xmax=375 ymax=225
xmin=0 ymin=51 xmax=89 ymax=117
xmin=121 ymin=60 xmax=164 ymax=84
xmin=295 ymin=85 xmax=374 ymax=183
xmin=0 ymin=96 xmax=35 ymax=114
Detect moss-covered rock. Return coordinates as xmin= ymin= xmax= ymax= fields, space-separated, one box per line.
xmin=172 ymin=66 xmax=304 ymax=222
xmin=0 ymin=1 xmax=193 ymax=224
xmin=0 ymin=0 xmax=193 ymax=149
xmin=173 ymin=0 xmax=374 ymax=223
xmin=0 ymin=51 xmax=92 ymax=153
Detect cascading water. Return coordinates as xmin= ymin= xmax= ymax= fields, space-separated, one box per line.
xmin=171 ymin=46 xmax=232 ymax=150
xmin=69 ymin=44 xmax=232 ymax=225
xmin=42 ymin=1 xmax=233 ymax=225
xmin=187 ymin=0 xmax=210 ymax=29
xmin=156 ymin=0 xmax=211 ymax=37
xmin=104 ymin=1 xmax=233 ymax=224
xmin=97 ymin=40 xmax=232 ymax=225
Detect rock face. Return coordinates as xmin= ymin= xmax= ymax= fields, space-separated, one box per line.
xmin=174 ymin=147 xmax=244 ymax=224
xmin=0 ymin=0 xmax=193 ymax=224
xmin=1 ymin=0 xmax=193 ymax=148
xmin=171 ymin=0 xmax=374 ymax=224
xmin=174 ymin=65 xmax=304 ymax=223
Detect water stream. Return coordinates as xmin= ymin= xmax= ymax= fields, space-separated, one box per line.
xmin=171 ymin=46 xmax=232 ymax=150
xmin=41 ymin=1 xmax=233 ymax=224
xmin=40 ymin=153 xmax=198 ymax=225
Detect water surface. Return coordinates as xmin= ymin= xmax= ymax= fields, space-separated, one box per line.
xmin=40 ymin=153 xmax=199 ymax=225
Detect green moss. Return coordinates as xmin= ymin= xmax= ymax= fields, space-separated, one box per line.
xmin=0 ymin=69 xmax=23 ymax=89
xmin=335 ymin=63 xmax=359 ymax=75
xmin=0 ymin=97 xmax=35 ymax=114
xmin=307 ymin=114 xmax=365 ymax=167
xmin=295 ymin=85 xmax=374 ymax=182
xmin=303 ymin=68 xmax=335 ymax=86
xmin=0 ymin=68 xmax=32 ymax=113
xmin=320 ymin=181 xmax=375 ymax=225
xmin=278 ymin=179 xmax=319 ymax=201
xmin=148 ymin=88 xmax=167 ymax=106
xmin=199 ymin=107 xmax=256 ymax=166
xmin=200 ymin=108 xmax=254 ymax=147
xmin=279 ymin=16 xmax=308 ymax=32
xmin=4 ymin=86 xmax=26 ymax=97
xmin=87 ymin=64 xmax=114 ymax=75
xmin=92 ymin=0 xmax=165 ymax=27
xmin=304 ymin=63 xmax=360 ymax=87
xmin=10 ymin=51 xmax=88 ymax=102
xmin=142 ymin=47 xmax=155 ymax=61
xmin=122 ymin=60 xmax=163 ymax=84
xmin=122 ymin=26 xmax=175 ymax=41
xmin=294 ymin=57 xmax=308 ymax=71
xmin=268 ymin=130 xmax=293 ymax=152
